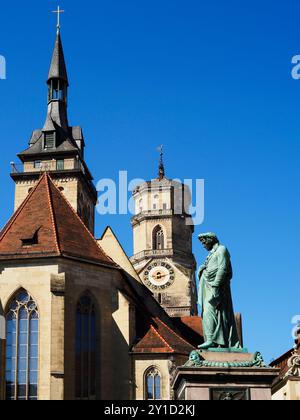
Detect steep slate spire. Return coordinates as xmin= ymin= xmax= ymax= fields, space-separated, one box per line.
xmin=13 ymin=10 xmax=96 ymax=234
xmin=158 ymin=145 xmax=165 ymax=180
xmin=47 ymin=30 xmax=69 ymax=86
xmin=43 ymin=18 xmax=69 ymax=132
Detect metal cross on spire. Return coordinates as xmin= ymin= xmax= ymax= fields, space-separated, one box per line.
xmin=52 ymin=5 xmax=65 ymax=33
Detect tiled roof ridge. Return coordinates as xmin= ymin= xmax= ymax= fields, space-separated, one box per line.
xmin=149 ymin=324 xmax=174 ymax=352
xmin=155 ymin=317 xmax=195 ymax=349
xmin=0 ymin=173 xmax=46 ymax=242
xmin=46 ymin=174 xmax=115 ymax=265
xmin=44 ymin=174 xmax=61 ymax=254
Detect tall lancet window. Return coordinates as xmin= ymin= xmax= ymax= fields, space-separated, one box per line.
xmin=145 ymin=367 xmax=161 ymax=400
xmin=5 ymin=289 xmax=39 ymax=401
xmin=76 ymin=294 xmax=97 ymax=400
xmin=153 ymin=225 xmax=164 ymax=250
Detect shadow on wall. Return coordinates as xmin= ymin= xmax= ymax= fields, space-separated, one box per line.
xmin=111 ymin=320 xmax=132 ymax=399
xmin=0 ymin=300 xmax=5 ymax=400
xmin=0 ymin=301 xmax=4 ymax=338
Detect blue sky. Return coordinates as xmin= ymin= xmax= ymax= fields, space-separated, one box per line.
xmin=0 ymin=0 xmax=300 ymax=362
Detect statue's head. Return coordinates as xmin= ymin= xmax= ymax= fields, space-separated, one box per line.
xmin=198 ymin=232 xmax=219 ymax=251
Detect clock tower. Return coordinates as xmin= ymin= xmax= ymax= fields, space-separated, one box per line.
xmin=130 ymin=151 xmax=198 ymax=317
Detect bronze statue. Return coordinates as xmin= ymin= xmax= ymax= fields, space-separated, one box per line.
xmin=198 ymin=233 xmax=241 ymax=350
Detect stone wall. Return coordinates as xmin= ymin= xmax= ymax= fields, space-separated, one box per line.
xmin=133 ymin=356 xmax=171 ymax=400
xmin=272 ymin=378 xmax=300 ymax=400
xmin=0 ymin=261 xmax=55 ymax=400
xmin=0 ymin=258 xmax=134 ymax=400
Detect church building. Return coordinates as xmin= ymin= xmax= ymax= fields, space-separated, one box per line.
xmin=0 ymin=18 xmax=202 ymax=400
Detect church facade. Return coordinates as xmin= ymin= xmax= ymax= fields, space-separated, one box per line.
xmin=0 ymin=24 xmax=202 ymax=400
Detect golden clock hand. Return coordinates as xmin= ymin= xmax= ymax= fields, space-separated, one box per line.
xmin=153 ymin=273 xmax=167 ymax=280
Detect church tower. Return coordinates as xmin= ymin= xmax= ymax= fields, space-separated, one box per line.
xmin=130 ymin=150 xmax=198 ymax=317
xmin=10 ymin=18 xmax=97 ymax=233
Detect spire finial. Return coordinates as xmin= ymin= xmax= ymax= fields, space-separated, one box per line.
xmin=52 ymin=5 xmax=65 ymax=34
xmin=157 ymin=145 xmax=165 ymax=180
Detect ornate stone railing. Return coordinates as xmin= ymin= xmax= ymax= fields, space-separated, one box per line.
xmin=130 ymin=248 xmax=174 ymax=263
xmin=10 ymin=159 xmax=85 ymax=175
xmin=131 ymin=209 xmax=173 ymax=225
xmin=137 ymin=209 xmax=173 ymax=217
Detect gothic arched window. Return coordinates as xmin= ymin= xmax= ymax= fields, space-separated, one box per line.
xmin=5 ymin=289 xmax=39 ymax=401
xmin=153 ymin=225 xmax=164 ymax=250
xmin=75 ymin=294 xmax=97 ymax=400
xmin=145 ymin=367 xmax=161 ymax=400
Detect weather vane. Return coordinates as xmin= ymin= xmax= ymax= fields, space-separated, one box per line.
xmin=52 ymin=5 xmax=65 ymax=33
xmin=157 ymin=145 xmax=165 ymax=180
xmin=157 ymin=145 xmax=164 ymax=160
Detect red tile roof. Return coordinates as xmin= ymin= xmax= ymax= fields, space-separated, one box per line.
xmin=180 ymin=316 xmax=203 ymax=336
xmin=173 ymin=316 xmax=204 ymax=348
xmin=270 ymin=349 xmax=293 ymax=371
xmin=0 ymin=173 xmax=115 ymax=266
xmin=270 ymin=334 xmax=300 ymax=373
xmin=132 ymin=317 xmax=195 ymax=355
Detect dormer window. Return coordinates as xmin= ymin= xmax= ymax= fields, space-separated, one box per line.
xmin=44 ymin=132 xmax=56 ymax=149
xmin=21 ymin=228 xmax=40 ymax=247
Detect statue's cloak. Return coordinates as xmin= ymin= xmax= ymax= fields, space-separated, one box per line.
xmin=198 ymin=243 xmax=240 ymax=348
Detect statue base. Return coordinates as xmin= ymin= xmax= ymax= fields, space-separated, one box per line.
xmin=203 ymin=347 xmax=249 ymax=353
xmin=171 ymin=349 xmax=280 ymax=400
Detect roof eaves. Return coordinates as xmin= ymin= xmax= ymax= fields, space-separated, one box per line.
xmin=60 ymin=253 xmax=117 ymax=269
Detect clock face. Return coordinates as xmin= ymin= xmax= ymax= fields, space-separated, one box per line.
xmin=143 ymin=261 xmax=175 ymax=291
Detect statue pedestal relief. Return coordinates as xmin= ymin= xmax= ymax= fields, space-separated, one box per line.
xmin=172 ymin=347 xmax=279 ymax=400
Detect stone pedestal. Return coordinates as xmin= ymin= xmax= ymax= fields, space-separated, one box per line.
xmin=172 ymin=349 xmax=280 ymax=400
